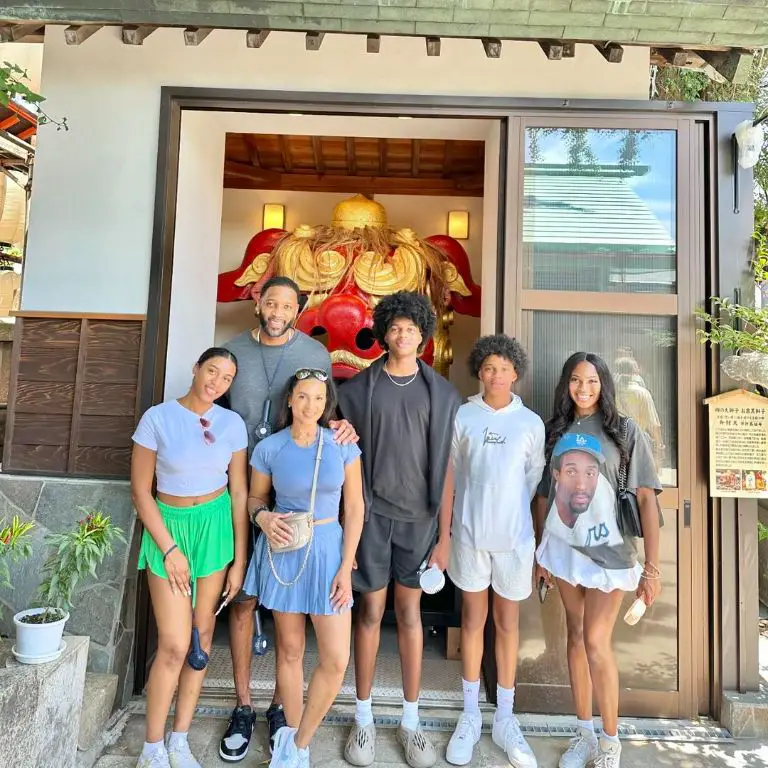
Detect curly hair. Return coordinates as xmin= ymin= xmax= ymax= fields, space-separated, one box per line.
xmin=467 ymin=334 xmax=528 ymax=379
xmin=372 ymin=291 xmax=436 ymax=353
xmin=544 ymin=352 xmax=627 ymax=465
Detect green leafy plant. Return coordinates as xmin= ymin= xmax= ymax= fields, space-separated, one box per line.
xmin=0 ymin=61 xmax=67 ymax=131
xmin=0 ymin=515 xmax=35 ymax=617
xmin=760 ymin=521 xmax=768 ymax=542
xmin=21 ymin=510 xmax=125 ymax=624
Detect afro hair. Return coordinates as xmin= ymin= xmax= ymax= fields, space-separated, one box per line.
xmin=372 ymin=291 xmax=436 ymax=352
xmin=468 ymin=334 xmax=529 ymax=379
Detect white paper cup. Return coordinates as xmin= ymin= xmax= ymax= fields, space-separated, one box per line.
xmin=419 ymin=565 xmax=445 ymax=595
xmin=623 ymin=598 xmax=647 ymax=626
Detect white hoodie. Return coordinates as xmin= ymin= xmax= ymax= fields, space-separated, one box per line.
xmin=451 ymin=393 xmax=546 ymax=552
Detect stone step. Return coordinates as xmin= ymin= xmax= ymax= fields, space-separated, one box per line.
xmin=79 ymin=673 xmax=119 ymax=751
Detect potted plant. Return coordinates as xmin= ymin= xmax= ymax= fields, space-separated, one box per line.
xmin=12 ymin=509 xmax=124 ymax=664
xmin=0 ymin=514 xmax=35 ymax=615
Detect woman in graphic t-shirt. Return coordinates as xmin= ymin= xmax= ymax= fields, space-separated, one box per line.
xmin=131 ymin=347 xmax=249 ymax=768
xmin=242 ymin=367 xmax=364 ymax=768
xmin=534 ymin=352 xmax=662 ymax=768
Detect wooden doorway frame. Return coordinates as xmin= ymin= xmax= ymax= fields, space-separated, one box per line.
xmin=135 ymin=88 xmax=757 ymax=722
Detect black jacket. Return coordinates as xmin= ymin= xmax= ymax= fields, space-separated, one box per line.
xmin=337 ymin=355 xmax=460 ymax=520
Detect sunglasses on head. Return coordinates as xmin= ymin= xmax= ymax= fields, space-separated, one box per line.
xmin=295 ymin=368 xmax=329 ymax=382
xmin=199 ymin=417 xmax=215 ymax=445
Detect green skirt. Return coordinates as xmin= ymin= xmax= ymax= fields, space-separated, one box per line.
xmin=138 ymin=490 xmax=234 ymax=605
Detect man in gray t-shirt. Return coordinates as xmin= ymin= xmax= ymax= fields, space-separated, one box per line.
xmin=218 ymin=276 xmax=356 ymax=763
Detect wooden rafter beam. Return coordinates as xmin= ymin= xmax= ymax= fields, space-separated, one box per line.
xmin=562 ymin=43 xmax=576 ymax=58
xmin=0 ymin=24 xmax=44 ymax=43
xmin=379 ymin=139 xmax=387 ymax=175
xmin=697 ymin=49 xmax=752 ymax=85
xmin=539 ymin=40 xmax=564 ymax=60
xmin=306 ymin=31 xmax=324 ymax=51
xmin=595 ymin=42 xmax=623 ymax=63
xmin=246 ymin=29 xmax=270 ymax=48
xmin=411 ymin=139 xmax=420 ymax=177
xmin=64 ymin=25 xmax=101 ymax=45
xmin=279 ymin=135 xmax=293 ymax=172
xmin=482 ymin=38 xmax=501 ymax=59
xmin=311 ymin=136 xmax=324 ymax=173
xmin=0 ymin=116 xmax=20 ymax=132
xmin=18 ymin=127 xmax=35 ymax=141
xmin=346 ymin=138 xmax=357 ymax=175
xmin=243 ymin=135 xmax=261 ymax=168
xmin=426 ymin=37 xmax=441 ymax=57
xmin=443 ymin=140 xmax=454 ymax=178
xmin=223 ymin=161 xmax=282 ymax=186
xmin=184 ymin=27 xmax=212 ymax=46
xmin=655 ymin=48 xmax=689 ymax=67
xmin=367 ymin=34 xmax=380 ymax=54
xmin=122 ymin=25 xmax=156 ymax=45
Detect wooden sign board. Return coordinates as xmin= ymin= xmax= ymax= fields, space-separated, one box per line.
xmin=704 ymin=389 xmax=768 ymax=498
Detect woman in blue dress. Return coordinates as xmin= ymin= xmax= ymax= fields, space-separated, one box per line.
xmin=242 ymin=367 xmax=364 ymax=768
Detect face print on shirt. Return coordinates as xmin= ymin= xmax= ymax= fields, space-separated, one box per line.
xmin=546 ymin=432 xmax=624 ymax=550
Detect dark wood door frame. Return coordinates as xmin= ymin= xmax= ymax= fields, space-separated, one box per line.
xmin=134 ymin=88 xmax=755 ymax=719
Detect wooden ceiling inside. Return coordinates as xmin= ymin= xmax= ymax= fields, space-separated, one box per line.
xmin=223 ymin=134 xmax=485 ymax=197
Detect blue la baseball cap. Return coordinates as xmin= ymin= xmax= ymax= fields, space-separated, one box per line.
xmin=553 ymin=433 xmax=605 ymax=464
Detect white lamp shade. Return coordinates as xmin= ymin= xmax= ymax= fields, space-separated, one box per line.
xmin=263 ymin=203 xmax=285 ymax=230
xmin=447 ymin=210 xmax=469 ymax=239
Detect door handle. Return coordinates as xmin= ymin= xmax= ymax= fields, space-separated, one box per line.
xmin=683 ymin=500 xmax=691 ymax=528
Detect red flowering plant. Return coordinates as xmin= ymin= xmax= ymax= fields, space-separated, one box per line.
xmin=0 ymin=515 xmax=35 ymax=617
xmin=20 ymin=509 xmax=125 ymax=625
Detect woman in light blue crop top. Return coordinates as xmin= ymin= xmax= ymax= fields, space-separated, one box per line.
xmin=131 ymin=347 xmax=249 ymax=768
xmin=242 ymin=368 xmax=364 ymax=768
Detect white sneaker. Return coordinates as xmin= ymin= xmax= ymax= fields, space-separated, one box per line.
xmin=491 ymin=713 xmax=537 ymax=768
xmin=594 ymin=737 xmax=621 ymax=768
xmin=446 ymin=712 xmax=482 ymax=766
xmin=136 ymin=747 xmax=171 ymax=768
xmin=558 ymin=727 xmax=599 ymax=768
xmin=270 ymin=727 xmax=310 ymax=768
xmin=166 ymin=736 xmax=201 ymax=768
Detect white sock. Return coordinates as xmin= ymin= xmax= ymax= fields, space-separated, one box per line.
xmin=167 ymin=732 xmax=188 ymax=750
xmin=355 ymin=696 xmax=373 ymax=727
xmin=141 ymin=740 xmax=164 ymax=758
xmin=401 ymin=698 xmax=420 ymax=730
xmin=496 ymin=684 xmax=515 ymax=721
xmin=577 ymin=719 xmax=595 ymax=734
xmin=602 ymin=731 xmax=620 ymax=743
xmin=462 ymin=678 xmax=481 ymax=715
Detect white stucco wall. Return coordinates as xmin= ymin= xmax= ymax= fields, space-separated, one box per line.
xmin=22 ymin=27 xmax=649 ymax=315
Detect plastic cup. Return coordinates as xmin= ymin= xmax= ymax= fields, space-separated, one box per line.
xmin=623 ymin=598 xmax=647 ymax=626
xmin=419 ymin=565 xmax=446 ymax=595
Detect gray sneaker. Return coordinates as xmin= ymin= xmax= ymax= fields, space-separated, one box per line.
xmin=136 ymin=747 xmax=171 ymax=768
xmin=397 ymin=724 xmax=437 ymax=768
xmin=594 ymin=737 xmax=621 ymax=768
xmin=344 ymin=723 xmax=376 ymax=766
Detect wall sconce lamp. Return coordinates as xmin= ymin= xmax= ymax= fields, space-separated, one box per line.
xmin=263 ymin=203 xmax=285 ymax=230
xmin=447 ymin=210 xmax=469 ymax=240
xmin=732 ymin=114 xmax=766 ymax=214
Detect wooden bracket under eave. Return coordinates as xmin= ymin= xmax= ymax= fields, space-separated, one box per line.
xmin=426 ymin=36 xmax=441 ymax=57
xmin=246 ymin=29 xmax=270 ymax=48
xmin=0 ymin=24 xmax=44 ymax=43
xmin=64 ymin=25 xmax=101 ymax=45
xmin=539 ymin=40 xmax=564 ymax=60
xmin=306 ymin=31 xmax=325 ymax=51
xmin=595 ymin=42 xmax=624 ymax=64
xmin=121 ymin=25 xmax=156 ymax=45
xmin=697 ymin=49 xmax=753 ymax=85
xmin=184 ymin=27 xmax=212 ymax=46
xmin=367 ymin=34 xmax=381 ymax=53
xmin=482 ymin=38 xmax=502 ymax=59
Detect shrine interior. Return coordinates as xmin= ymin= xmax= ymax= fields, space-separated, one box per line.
xmin=207 ymin=127 xmax=487 ymax=707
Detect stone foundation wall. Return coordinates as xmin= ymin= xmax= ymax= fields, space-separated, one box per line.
xmin=0 ymin=474 xmax=139 ymax=705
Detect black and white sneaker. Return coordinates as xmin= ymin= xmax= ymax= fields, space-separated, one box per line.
xmin=266 ymin=703 xmax=288 ymax=754
xmin=219 ymin=704 xmax=257 ymax=763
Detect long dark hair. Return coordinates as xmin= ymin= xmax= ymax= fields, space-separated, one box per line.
xmin=277 ymin=372 xmax=338 ymax=430
xmin=544 ymin=352 xmax=627 ymax=464
xmin=196 ymin=347 xmax=238 ymax=370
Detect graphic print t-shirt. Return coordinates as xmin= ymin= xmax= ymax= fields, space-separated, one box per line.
xmin=537 ymin=415 xmax=661 ymax=570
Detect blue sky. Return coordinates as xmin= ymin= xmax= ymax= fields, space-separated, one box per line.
xmin=525 ymin=128 xmax=677 ymax=238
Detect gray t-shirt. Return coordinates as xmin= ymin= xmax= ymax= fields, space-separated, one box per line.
xmin=370 ymin=371 xmax=431 ymax=521
xmin=537 ymin=414 xmax=661 ymax=569
xmin=223 ymin=330 xmax=331 ymax=456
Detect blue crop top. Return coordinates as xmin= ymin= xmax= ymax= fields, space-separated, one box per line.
xmin=132 ymin=400 xmax=248 ymax=496
xmin=250 ymin=427 xmax=361 ymax=520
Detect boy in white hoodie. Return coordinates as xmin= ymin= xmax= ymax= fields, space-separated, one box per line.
xmin=446 ymin=335 xmax=545 ymax=768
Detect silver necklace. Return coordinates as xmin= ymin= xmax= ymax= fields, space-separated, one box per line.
xmin=384 ymin=363 xmax=419 ymax=387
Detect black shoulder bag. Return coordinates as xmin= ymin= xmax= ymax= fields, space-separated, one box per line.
xmin=616 ymin=418 xmax=645 ymax=539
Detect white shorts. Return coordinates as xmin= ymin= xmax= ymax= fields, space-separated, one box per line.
xmin=448 ymin=539 xmax=535 ymax=602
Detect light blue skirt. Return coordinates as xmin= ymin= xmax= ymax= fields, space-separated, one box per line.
xmin=242 ymin=521 xmax=351 ymax=616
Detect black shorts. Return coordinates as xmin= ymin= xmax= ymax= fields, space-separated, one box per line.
xmin=352 ymin=512 xmax=438 ymax=592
